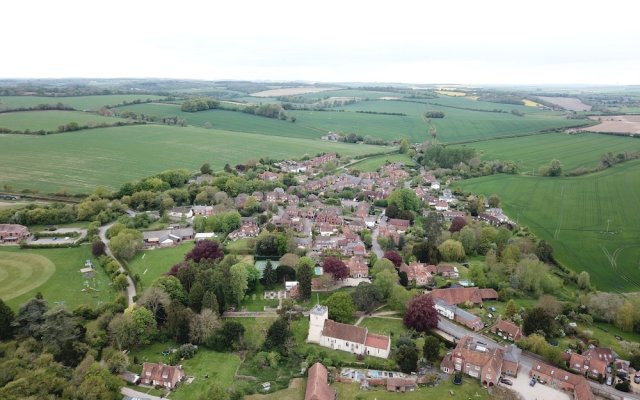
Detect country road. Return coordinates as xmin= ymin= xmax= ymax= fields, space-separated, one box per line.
xmin=98 ymin=210 xmax=137 ymax=307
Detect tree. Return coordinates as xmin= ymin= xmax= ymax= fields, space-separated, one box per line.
xmin=383 ymin=250 xmax=403 ymax=268
xmin=262 ymin=260 xmax=277 ymax=289
xmin=577 ymin=271 xmax=591 ymax=290
xmin=351 ymin=283 xmax=384 ymax=313
xmin=201 ymin=290 xmax=220 ymax=314
xmin=0 ymin=298 xmax=14 ymax=340
xmin=40 ymin=308 xmax=85 ymax=357
xmin=374 ymin=269 xmax=399 ymax=299
xmin=322 ymin=257 xmax=349 ymax=280
xmin=103 ymin=347 xmax=129 ymax=374
xmin=189 ymin=282 xmax=205 ymax=312
xmin=138 ymin=286 xmax=171 ymax=324
xmin=449 ymin=216 xmax=467 ymax=233
xmin=245 ymin=263 xmax=261 ymax=293
xmin=387 ymin=188 xmax=420 ymax=212
xmin=412 ymin=241 xmax=441 ymax=264
xmin=110 ymin=229 xmax=143 ymax=261
xmin=542 ymin=159 xmax=562 ymax=177
xmin=399 ymin=137 xmax=410 ymax=154
xmin=264 ymin=317 xmax=291 ymax=351
xmin=488 ymin=194 xmax=501 ymax=208
xmin=522 ymin=307 xmax=554 ymax=337
xmin=185 ymin=240 xmax=224 ymax=263
xmin=537 ymin=295 xmax=563 ymax=317
xmin=323 ymin=292 xmax=355 ymax=323
xmin=403 ymin=294 xmax=438 ymax=333
xmin=200 ymin=163 xmax=212 ymax=175
xmin=371 ymin=258 xmax=396 ymax=277
xmin=92 ymin=240 xmax=106 ymax=257
xmin=505 ymin=299 xmax=516 ymax=319
xmin=388 ymin=284 xmax=412 ymax=312
xmin=395 ymin=337 xmax=418 ymax=373
xmin=422 ymin=212 xmax=444 ymax=245
xmin=208 ymin=320 xmax=245 ymax=351
xmin=279 ymin=253 xmax=300 ymax=268
xmin=536 ymin=240 xmax=554 ymax=262
xmin=153 ymin=275 xmax=188 ymax=305
xmin=230 ymin=263 xmax=249 ymax=306
xmin=615 ymin=301 xmax=635 ymax=332
xmin=76 ymin=363 xmax=124 ymax=400
xmin=297 ymin=262 xmax=313 ymax=300
xmin=189 ymin=309 xmax=220 ymax=344
xmin=398 ymin=271 xmax=409 ymax=287
xmin=437 ymin=239 xmax=466 ymax=262
xmin=423 ymin=336 xmax=441 ymax=362
xmin=12 ymin=297 xmax=48 ymax=338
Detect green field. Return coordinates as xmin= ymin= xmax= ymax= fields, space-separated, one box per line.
xmin=0 ymin=95 xmax=164 ymax=111
xmin=459 ymin=160 xmax=640 ymax=292
xmin=128 ymin=242 xmax=193 ymax=289
xmin=0 ymin=110 xmax=124 ymax=131
xmin=455 ymin=132 xmax=640 ymax=172
xmin=348 ymin=153 xmax=415 ymax=172
xmin=333 ymin=380 xmax=489 ymax=400
xmin=0 ymin=124 xmax=383 ymax=193
xmin=0 ymin=246 xmax=117 ymax=310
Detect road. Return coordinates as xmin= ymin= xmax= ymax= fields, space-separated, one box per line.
xmin=371 ymin=212 xmax=386 ymax=259
xmin=99 ymin=211 xmax=137 ymax=307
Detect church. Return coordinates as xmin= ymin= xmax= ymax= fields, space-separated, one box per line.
xmin=307 ymin=305 xmax=391 ymax=359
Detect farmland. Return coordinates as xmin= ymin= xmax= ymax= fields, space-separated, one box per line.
xmin=0 ymin=94 xmax=165 ymax=111
xmin=579 ymin=115 xmax=640 ymax=134
xmin=251 ymin=86 xmax=338 ymax=97
xmin=0 ymin=124 xmax=383 ymax=193
xmin=456 ymin=132 xmax=640 ymax=172
xmin=0 ymin=110 xmax=125 ymax=132
xmin=537 ymin=96 xmax=592 ymax=111
xmin=0 ymin=246 xmax=117 ymax=310
xmin=458 ymin=159 xmax=640 ymax=292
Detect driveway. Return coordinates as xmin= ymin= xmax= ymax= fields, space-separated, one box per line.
xmin=507 ymin=369 xmax=570 ymax=400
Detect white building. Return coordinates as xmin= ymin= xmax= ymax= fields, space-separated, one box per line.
xmin=307 ymin=305 xmax=390 ymax=359
xmin=434 ymin=298 xmax=455 ymax=320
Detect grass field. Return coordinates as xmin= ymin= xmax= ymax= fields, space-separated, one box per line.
xmin=0 ymin=124 xmax=383 ymax=193
xmin=455 ymin=132 xmax=640 ymax=172
xmin=0 ymin=95 xmax=164 ymax=111
xmin=348 ymin=153 xmax=415 ymax=172
xmin=333 ymin=379 xmax=489 ymax=399
xmin=0 ymin=110 xmax=124 ymax=131
xmin=458 ymin=160 xmax=640 ymax=292
xmin=1 ymin=246 xmax=117 ymax=310
xmin=127 ymin=242 xmax=193 ymax=289
xmin=245 ymin=378 xmax=305 ymax=400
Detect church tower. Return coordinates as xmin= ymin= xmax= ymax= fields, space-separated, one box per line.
xmin=307 ymin=304 xmax=328 ymax=343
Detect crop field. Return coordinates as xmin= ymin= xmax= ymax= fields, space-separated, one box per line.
xmin=458 ymin=159 xmax=640 ymax=292
xmin=251 ymin=86 xmax=338 ymax=97
xmin=0 ymin=110 xmax=125 ymax=131
xmin=0 ymin=124 xmax=383 ymax=193
xmin=457 ymin=132 xmax=640 ymax=172
xmin=0 ymin=94 xmax=164 ymax=111
xmin=114 ymin=103 xmax=324 ymax=139
xmin=128 ymin=242 xmax=193 ymax=289
xmin=348 ymin=153 xmax=415 ymax=172
xmin=579 ymin=115 xmax=640 ymax=134
xmin=537 ymin=96 xmax=592 ymax=111
xmin=1 ymin=246 xmax=116 ymax=309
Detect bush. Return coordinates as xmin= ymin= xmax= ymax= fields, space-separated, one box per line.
xmin=178 ymin=343 xmax=198 ymax=359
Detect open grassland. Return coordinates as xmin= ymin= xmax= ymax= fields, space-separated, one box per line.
xmin=114 ymin=103 xmax=324 ymax=138
xmin=0 ymin=124 xmax=382 ymax=193
xmin=0 ymin=110 xmax=125 ymax=131
xmin=349 ymin=153 xmax=415 ymax=172
xmin=128 ymin=242 xmax=193 ymax=289
xmin=1 ymin=246 xmax=117 ymax=310
xmin=456 ymin=132 xmax=640 ymax=172
xmin=537 ymin=96 xmax=592 ymax=111
xmin=0 ymin=94 xmax=164 ymax=111
xmin=579 ymin=115 xmax=640 ymax=134
xmin=333 ymin=380 xmax=489 ymax=400
xmin=458 ymin=160 xmax=640 ymax=292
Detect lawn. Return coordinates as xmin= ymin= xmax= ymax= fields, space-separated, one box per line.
xmin=349 ymin=153 xmax=415 ymax=172
xmin=128 ymin=341 xmax=240 ymax=399
xmin=127 ymin=242 xmax=193 ymax=289
xmin=0 ymin=124 xmax=383 ymax=194
xmin=0 ymin=94 xmax=164 ymax=111
xmin=0 ymin=110 xmax=125 ymax=132
xmin=244 ymin=378 xmax=305 ymax=400
xmin=359 ymin=317 xmax=408 ymax=344
xmin=225 ymin=238 xmax=255 ymax=254
xmin=239 ymin=283 xmax=281 ymax=312
xmin=224 ymin=316 xmax=278 ymax=348
xmin=458 ymin=159 xmax=640 ymax=292
xmin=1 ymin=245 xmax=117 ymax=310
xmin=454 ymin=132 xmax=640 ymax=173
xmin=332 ymin=378 xmax=489 ymax=399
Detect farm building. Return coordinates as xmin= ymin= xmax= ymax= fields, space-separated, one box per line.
xmin=305 ymin=362 xmax=336 ymax=400
xmin=0 ymin=224 xmax=30 ymax=243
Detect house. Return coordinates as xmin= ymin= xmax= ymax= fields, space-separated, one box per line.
xmin=399 ymin=262 xmax=433 ymax=287
xmin=191 ymin=205 xmax=213 ymax=216
xmin=140 ymin=363 xmax=185 ymax=389
xmin=434 ymin=298 xmax=455 ymax=320
xmin=440 ymin=336 xmax=506 ymax=387
xmin=313 ymin=236 xmax=339 ymax=251
xmin=491 ymin=319 xmax=523 ymax=342
xmin=168 ymin=207 xmax=193 ymax=220
xmin=0 ymin=224 xmax=30 ymax=243
xmin=529 ymin=361 xmax=595 ymax=399
xmin=307 ymin=305 xmax=391 ymax=359
xmin=346 ymin=255 xmax=369 ymax=278
xmin=435 ymin=201 xmax=449 ymax=211
xmin=502 ymin=345 xmax=521 ymax=377
xmin=583 ymin=347 xmax=616 ymax=365
xmin=305 ymin=362 xmax=336 ymax=400
xmin=318 ymin=223 xmax=335 ymax=236
xmin=568 ymin=351 xmax=608 ymax=379
xmin=454 ymin=307 xmax=484 ymax=331
xmin=387 ymin=218 xmax=410 ymax=233
xmin=259 ymin=171 xmax=280 ymax=181
xmin=143 ymin=228 xmax=194 ymax=248
xmin=430 ymin=287 xmax=498 ymax=306
xmin=437 ymin=264 xmax=459 ymax=279
xmin=443 ymin=210 xmax=466 ymax=221
xmin=228 ymin=219 xmax=260 ymax=240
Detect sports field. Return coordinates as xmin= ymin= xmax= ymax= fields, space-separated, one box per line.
xmin=1 ymin=246 xmax=117 ymax=309
xmin=456 ymin=132 xmax=640 ymax=172
xmin=0 ymin=94 xmax=164 ymax=111
xmin=0 ymin=124 xmax=383 ymax=193
xmin=458 ymin=159 xmax=640 ymax=292
xmin=0 ymin=110 xmax=125 ymax=131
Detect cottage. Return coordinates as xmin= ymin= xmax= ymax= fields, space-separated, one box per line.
xmin=491 ymin=319 xmax=523 ymax=342
xmin=399 ymin=262 xmax=433 ymax=287
xmin=346 ymin=255 xmax=369 ymax=278
xmin=140 ymin=363 xmax=185 ymax=389
xmin=0 ymin=224 xmax=30 ymax=243
xmin=440 ymin=336 xmax=506 ymax=387
xmin=568 ymin=349 xmax=611 ymax=379
xmin=530 ymin=361 xmax=595 ymax=399
xmin=437 ymin=264 xmax=459 ymax=278
xmin=502 ymin=345 xmax=521 ymax=377
xmin=305 ymin=362 xmax=336 ymax=400
xmin=191 ymin=205 xmax=214 ymax=216
xmin=387 ymin=219 xmax=410 ymax=233
xmin=259 ymin=171 xmax=280 ymax=181
xmin=168 ymin=207 xmax=193 ymax=220
xmin=307 ymin=305 xmax=390 ymax=359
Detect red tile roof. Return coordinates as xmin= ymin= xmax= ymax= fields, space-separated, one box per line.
xmin=322 ymin=319 xmax=367 ymax=344
xmin=305 ymin=362 xmax=336 ymax=400
xmin=365 ymin=333 xmax=390 ymax=350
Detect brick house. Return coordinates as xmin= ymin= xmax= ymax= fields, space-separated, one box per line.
xmin=305 ymin=362 xmax=336 ymax=400
xmin=399 ymin=262 xmax=433 ymax=287
xmin=491 ymin=319 xmax=524 ymax=342
xmin=346 ymin=255 xmax=369 ymax=278
xmin=0 ymin=224 xmax=30 ymax=243
xmin=140 ymin=363 xmax=184 ymax=389
xmin=529 ymin=361 xmax=595 ymax=399
xmin=440 ymin=336 xmax=507 ymax=387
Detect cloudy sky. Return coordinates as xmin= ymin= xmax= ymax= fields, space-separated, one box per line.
xmin=3 ymin=0 xmax=639 ymax=84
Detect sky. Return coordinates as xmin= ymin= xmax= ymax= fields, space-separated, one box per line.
xmin=3 ymin=0 xmax=639 ymax=85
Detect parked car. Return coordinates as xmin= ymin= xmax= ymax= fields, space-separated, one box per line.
xmin=530 ymin=378 xmax=537 ymax=387
xmin=606 ymin=375 xmax=613 ymax=386
xmin=489 ymin=306 xmax=497 ymax=312
xmin=500 ymin=378 xmax=513 ymax=386
xmin=537 ymin=378 xmax=547 ymax=384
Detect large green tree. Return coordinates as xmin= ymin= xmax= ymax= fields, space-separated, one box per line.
xmin=387 ymin=188 xmax=420 ymax=212
xmin=0 ymin=298 xmax=14 ymax=340
xmin=323 ymin=292 xmax=355 ymax=323
xmin=297 ymin=262 xmax=313 ymax=300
